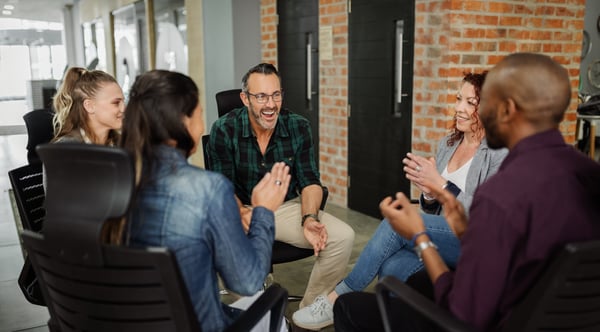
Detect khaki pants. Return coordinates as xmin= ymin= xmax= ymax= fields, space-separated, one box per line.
xmin=274 ymin=201 xmax=355 ymax=308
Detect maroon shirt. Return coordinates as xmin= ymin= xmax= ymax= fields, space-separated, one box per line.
xmin=434 ymin=129 xmax=600 ymax=331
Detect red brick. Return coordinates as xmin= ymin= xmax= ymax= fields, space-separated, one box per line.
xmin=489 ymin=2 xmax=513 ymax=13
xmin=258 ymin=0 xmax=584 ymax=207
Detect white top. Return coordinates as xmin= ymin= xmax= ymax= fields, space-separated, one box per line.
xmin=441 ymin=157 xmax=473 ymax=193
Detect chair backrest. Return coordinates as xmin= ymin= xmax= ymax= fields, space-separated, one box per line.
xmin=23 ymin=108 xmax=54 ymax=164
xmin=22 ymin=143 xmax=202 ymax=332
xmin=24 ymin=143 xmax=288 ymax=332
xmin=216 ymin=89 xmax=244 ymax=117
xmin=8 ymin=162 xmax=45 ymax=233
xmin=500 ymin=240 xmax=600 ymax=332
xmin=202 ymin=134 xmax=211 ymax=170
xmin=23 ymin=233 xmax=202 ymax=332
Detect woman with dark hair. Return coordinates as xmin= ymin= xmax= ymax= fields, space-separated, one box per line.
xmin=119 ymin=70 xmax=290 ymax=332
xmin=52 ymin=67 xmax=124 ymax=145
xmin=293 ymin=72 xmax=507 ymax=330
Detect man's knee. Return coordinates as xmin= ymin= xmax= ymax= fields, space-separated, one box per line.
xmin=326 ymin=218 xmax=355 ymax=250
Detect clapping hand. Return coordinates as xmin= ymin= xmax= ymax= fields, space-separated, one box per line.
xmin=403 ymin=153 xmax=444 ymax=197
xmin=380 ymin=193 xmax=425 ymax=239
xmin=251 ymin=162 xmax=291 ymax=212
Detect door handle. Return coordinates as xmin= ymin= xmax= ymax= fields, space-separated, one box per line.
xmin=395 ymin=20 xmax=405 ymax=105
xmin=306 ymin=32 xmax=313 ymax=102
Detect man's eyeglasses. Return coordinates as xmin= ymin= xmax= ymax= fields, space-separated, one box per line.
xmin=246 ymin=90 xmax=284 ymax=104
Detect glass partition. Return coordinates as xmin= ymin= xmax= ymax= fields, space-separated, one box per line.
xmin=82 ymin=19 xmax=107 ymax=71
xmin=153 ymin=0 xmax=187 ymax=73
xmin=112 ymin=1 xmax=147 ymax=99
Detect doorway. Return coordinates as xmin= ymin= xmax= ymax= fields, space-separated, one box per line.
xmin=277 ymin=0 xmax=320 ymax=162
xmin=348 ymin=0 xmax=415 ymax=218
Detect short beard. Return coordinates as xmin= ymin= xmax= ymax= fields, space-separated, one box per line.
xmin=249 ymin=103 xmax=278 ymax=130
xmin=482 ymin=117 xmax=505 ymax=149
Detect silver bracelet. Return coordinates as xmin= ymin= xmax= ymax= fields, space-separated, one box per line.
xmin=413 ymin=241 xmax=438 ymax=261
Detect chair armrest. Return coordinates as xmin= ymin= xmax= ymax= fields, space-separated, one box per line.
xmin=320 ymin=186 xmax=328 ymax=211
xmin=226 ymin=284 xmax=288 ymax=332
xmin=376 ymin=276 xmax=476 ymax=332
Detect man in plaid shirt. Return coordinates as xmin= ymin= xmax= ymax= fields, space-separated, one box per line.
xmin=208 ymin=63 xmax=354 ymax=328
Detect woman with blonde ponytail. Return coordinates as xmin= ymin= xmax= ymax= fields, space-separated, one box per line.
xmin=52 ymin=67 xmax=124 ymax=145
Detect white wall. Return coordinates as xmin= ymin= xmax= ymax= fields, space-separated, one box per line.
xmin=202 ymin=0 xmax=261 ymax=133
xmin=232 ymin=0 xmax=261 ymax=86
xmin=202 ymin=0 xmax=235 ymax=132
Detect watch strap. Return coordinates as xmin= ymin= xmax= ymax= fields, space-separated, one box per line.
xmin=301 ymin=213 xmax=320 ymax=227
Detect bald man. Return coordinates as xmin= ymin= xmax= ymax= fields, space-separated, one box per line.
xmin=333 ymin=53 xmax=600 ymax=331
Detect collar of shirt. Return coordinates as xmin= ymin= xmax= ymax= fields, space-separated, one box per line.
xmin=500 ymin=129 xmax=564 ymax=171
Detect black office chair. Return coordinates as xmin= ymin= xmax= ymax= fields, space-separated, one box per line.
xmin=21 ymin=143 xmax=288 ymax=332
xmin=8 ymin=162 xmax=45 ymax=233
xmin=376 ymin=240 xmax=600 ymax=332
xmin=8 ymin=162 xmax=47 ymax=306
xmin=216 ymin=88 xmax=244 ymax=117
xmin=8 ymin=162 xmax=46 ymax=306
xmin=23 ymin=108 xmax=54 ymax=164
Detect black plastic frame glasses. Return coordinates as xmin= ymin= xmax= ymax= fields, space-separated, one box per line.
xmin=245 ymin=90 xmax=284 ymax=104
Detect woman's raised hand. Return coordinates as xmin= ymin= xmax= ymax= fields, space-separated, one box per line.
xmin=403 ymin=152 xmax=445 ymax=196
xmin=251 ymin=162 xmax=291 ymax=212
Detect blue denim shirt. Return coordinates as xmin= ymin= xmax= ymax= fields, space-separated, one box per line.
xmin=127 ymin=145 xmax=275 ymax=332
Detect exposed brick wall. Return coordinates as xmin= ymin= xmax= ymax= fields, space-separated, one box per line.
xmin=410 ymin=0 xmax=585 ymax=197
xmin=260 ymin=0 xmax=349 ymax=206
xmin=260 ymin=0 xmax=278 ymax=66
xmin=317 ymin=0 xmax=349 ymax=206
xmin=260 ymin=0 xmax=586 ymax=206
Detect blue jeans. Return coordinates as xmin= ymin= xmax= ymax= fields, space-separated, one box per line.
xmin=335 ymin=214 xmax=461 ymax=295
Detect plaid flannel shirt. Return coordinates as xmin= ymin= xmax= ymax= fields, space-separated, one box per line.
xmin=208 ymin=107 xmax=321 ymax=205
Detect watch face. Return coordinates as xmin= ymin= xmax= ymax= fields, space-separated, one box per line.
xmin=588 ymin=60 xmax=600 ymax=89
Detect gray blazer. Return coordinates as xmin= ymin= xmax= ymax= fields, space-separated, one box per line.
xmin=421 ymin=135 xmax=508 ymax=215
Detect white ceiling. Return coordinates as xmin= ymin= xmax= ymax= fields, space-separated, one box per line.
xmin=0 ymin=0 xmax=74 ymax=23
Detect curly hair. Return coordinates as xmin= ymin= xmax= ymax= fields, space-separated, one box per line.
xmin=446 ymin=71 xmax=488 ymax=146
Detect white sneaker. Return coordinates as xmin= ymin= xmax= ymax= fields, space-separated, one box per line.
xmin=292 ymin=295 xmax=334 ymax=330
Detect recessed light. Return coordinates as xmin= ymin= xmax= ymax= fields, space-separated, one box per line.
xmin=2 ymin=10 xmax=12 ymax=15
xmin=3 ymin=5 xmax=15 ymax=10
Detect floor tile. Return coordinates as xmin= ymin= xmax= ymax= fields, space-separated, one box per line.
xmin=0 ymin=245 xmax=24 ymax=283
xmin=0 ymin=279 xmax=49 ymax=332
xmin=13 ymin=326 xmax=49 ymax=332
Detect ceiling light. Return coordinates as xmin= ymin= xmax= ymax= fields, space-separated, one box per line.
xmin=2 ymin=10 xmax=12 ymax=15
xmin=3 ymin=5 xmax=15 ymax=10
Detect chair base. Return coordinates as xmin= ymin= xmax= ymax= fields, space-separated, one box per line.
xmin=287 ymin=295 xmax=303 ymax=302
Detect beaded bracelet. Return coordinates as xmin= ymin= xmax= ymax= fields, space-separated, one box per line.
xmin=409 ymin=230 xmax=431 ymax=248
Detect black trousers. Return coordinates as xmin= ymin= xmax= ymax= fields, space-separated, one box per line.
xmin=333 ymin=291 xmax=441 ymax=332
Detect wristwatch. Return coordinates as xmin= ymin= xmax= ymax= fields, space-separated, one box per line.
xmin=413 ymin=241 xmax=438 ymax=261
xmin=301 ymin=213 xmax=320 ymax=227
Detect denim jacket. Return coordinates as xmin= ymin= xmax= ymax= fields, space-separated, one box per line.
xmin=128 ymin=145 xmax=275 ymax=332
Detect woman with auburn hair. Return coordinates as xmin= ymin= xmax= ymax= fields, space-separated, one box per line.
xmin=293 ymin=72 xmax=508 ymax=331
